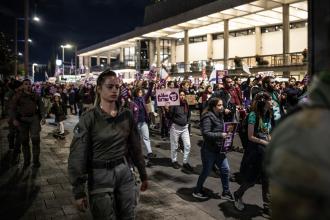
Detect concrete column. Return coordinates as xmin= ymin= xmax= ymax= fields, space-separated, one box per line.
xmin=283 ymin=4 xmax=290 ymax=76
xmin=207 ymin=33 xmax=213 ymax=60
xmin=156 ymin=38 xmax=161 ymax=67
xmin=136 ymin=40 xmax=141 ymax=71
xmin=283 ymin=4 xmax=290 ymax=60
xmin=119 ymin=48 xmax=124 ymax=63
xmin=96 ymin=56 xmax=100 ymax=65
xmin=107 ymin=53 xmax=111 ymax=65
xmin=83 ymin=56 xmax=88 ymax=67
xmin=170 ymin=39 xmax=176 ymax=64
xmin=184 ymin=29 xmax=189 ymax=73
xmin=223 ymin=19 xmax=229 ymax=69
xmin=149 ymin=40 xmax=155 ymax=67
xmin=83 ymin=56 xmax=90 ymax=73
xmin=79 ymin=56 xmax=83 ymax=69
xmin=255 ymin=26 xmax=262 ymax=55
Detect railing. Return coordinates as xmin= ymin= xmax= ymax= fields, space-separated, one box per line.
xmin=89 ymin=63 xmax=137 ymax=73
xmin=88 ymin=53 xmax=307 ymax=74
xmin=171 ymin=52 xmax=307 ymax=74
xmin=228 ymin=52 xmax=307 ymax=69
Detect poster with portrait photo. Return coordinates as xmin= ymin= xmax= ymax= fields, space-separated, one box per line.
xmin=222 ymin=122 xmax=239 ymax=152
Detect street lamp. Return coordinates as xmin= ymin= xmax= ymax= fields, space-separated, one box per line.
xmin=14 ymin=11 xmax=41 ymax=76
xmin=32 ymin=63 xmax=38 ymax=82
xmin=33 ymin=16 xmax=40 ymax=22
xmin=60 ymin=44 xmax=73 ymax=75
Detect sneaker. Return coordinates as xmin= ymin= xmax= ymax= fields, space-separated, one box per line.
xmin=192 ymin=191 xmax=209 ymax=200
xmin=233 ymin=192 xmax=245 ymax=211
xmin=172 ymin=161 xmax=180 ymax=169
xmin=147 ymin=153 xmax=157 ymax=158
xmin=221 ymin=191 xmax=234 ymax=200
xmin=182 ymin=163 xmax=194 ymax=172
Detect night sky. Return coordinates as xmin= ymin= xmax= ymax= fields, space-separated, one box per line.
xmin=0 ymin=0 xmax=150 ymax=65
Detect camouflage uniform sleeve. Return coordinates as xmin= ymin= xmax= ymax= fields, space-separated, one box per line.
xmin=68 ymin=114 xmax=91 ymax=199
xmin=127 ymin=111 xmax=147 ymax=182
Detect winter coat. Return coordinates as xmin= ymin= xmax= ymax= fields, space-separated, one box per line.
xmin=200 ymin=111 xmax=226 ymax=153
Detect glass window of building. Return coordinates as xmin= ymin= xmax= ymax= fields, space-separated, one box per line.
xmin=124 ymin=47 xmax=135 ymax=67
xmin=157 ymin=39 xmax=171 ymax=65
xmin=140 ymin=40 xmax=149 ymax=71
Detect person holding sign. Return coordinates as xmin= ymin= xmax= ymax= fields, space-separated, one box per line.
xmin=165 ymin=90 xmax=193 ymax=173
xmin=192 ymin=97 xmax=233 ymax=200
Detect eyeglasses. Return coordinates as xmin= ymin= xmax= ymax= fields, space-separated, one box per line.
xmin=216 ymin=104 xmax=223 ymax=106
xmin=104 ymin=84 xmax=120 ymax=90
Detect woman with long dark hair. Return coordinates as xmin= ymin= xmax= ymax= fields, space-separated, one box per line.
xmin=233 ymin=91 xmax=273 ymax=214
xmin=192 ymin=97 xmax=232 ymax=199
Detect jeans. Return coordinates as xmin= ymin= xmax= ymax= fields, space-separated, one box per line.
xmin=170 ymin=123 xmax=191 ymax=164
xmin=137 ymin=122 xmax=152 ymax=154
xmin=195 ymin=147 xmax=230 ymax=193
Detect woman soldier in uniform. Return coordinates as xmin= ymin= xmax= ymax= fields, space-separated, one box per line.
xmin=68 ymin=69 xmax=148 ymax=219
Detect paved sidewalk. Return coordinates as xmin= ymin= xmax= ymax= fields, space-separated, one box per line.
xmin=0 ymin=115 xmax=216 ymax=220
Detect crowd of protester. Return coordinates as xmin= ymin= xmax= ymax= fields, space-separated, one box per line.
xmin=0 ymin=71 xmax=308 ymax=216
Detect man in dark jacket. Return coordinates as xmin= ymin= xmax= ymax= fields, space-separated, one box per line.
xmin=212 ymin=76 xmax=240 ymax=122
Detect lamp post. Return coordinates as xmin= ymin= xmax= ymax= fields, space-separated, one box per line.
xmin=60 ymin=44 xmax=72 ymax=76
xmin=32 ymin=63 xmax=38 ymax=82
xmin=15 ymin=13 xmax=40 ymax=76
xmin=24 ymin=0 xmax=29 ymax=78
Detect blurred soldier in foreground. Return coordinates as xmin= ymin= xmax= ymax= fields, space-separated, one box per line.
xmin=266 ymin=1 xmax=330 ymax=218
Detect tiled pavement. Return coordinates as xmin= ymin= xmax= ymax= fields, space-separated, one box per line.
xmin=0 ymin=112 xmax=268 ymax=220
xmin=0 ymin=116 xmax=216 ymax=220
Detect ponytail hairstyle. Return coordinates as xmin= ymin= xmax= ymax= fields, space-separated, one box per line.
xmin=94 ymin=69 xmax=117 ymax=106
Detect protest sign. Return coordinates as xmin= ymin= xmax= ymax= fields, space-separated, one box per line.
xmin=156 ymin=88 xmax=180 ymax=106
xmin=257 ymin=71 xmax=274 ymax=77
xmin=222 ymin=122 xmax=239 ymax=152
xmin=216 ymin=70 xmax=228 ymax=84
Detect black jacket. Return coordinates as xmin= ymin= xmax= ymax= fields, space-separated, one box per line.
xmin=200 ymin=111 xmax=226 ymax=153
xmin=166 ymin=100 xmax=191 ymax=126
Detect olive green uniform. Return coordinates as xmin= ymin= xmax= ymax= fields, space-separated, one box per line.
xmin=266 ymin=74 xmax=330 ymax=220
xmin=10 ymin=91 xmax=45 ymax=166
xmin=68 ymin=104 xmax=147 ymax=220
